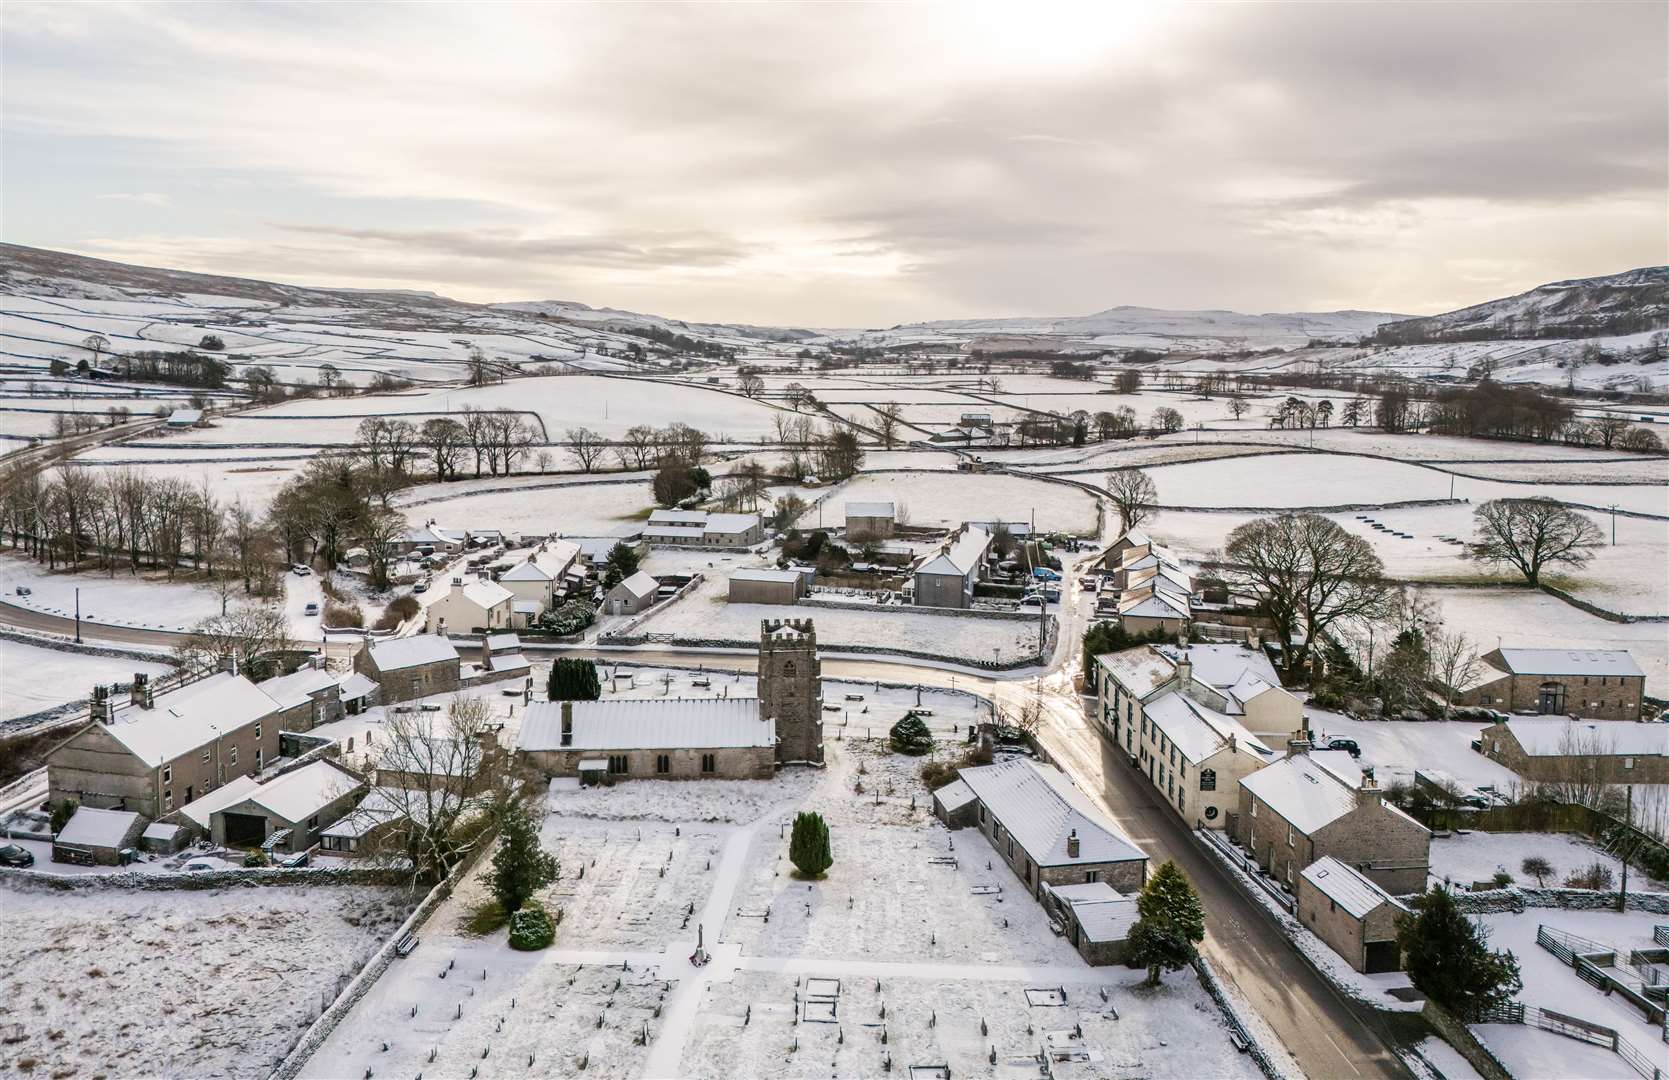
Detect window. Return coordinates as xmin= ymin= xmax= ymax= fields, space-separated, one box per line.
xmin=978 ymin=804 xmax=987 ymax=824
xmin=656 ymin=754 xmax=671 ymax=775
xmin=256 ymin=749 xmax=264 ymax=770
xmin=1624 ymin=757 xmax=1635 ymax=770
xmin=163 ymin=766 xmax=172 ymax=784
xmin=229 ymin=746 xmax=238 ymax=765
xmin=1251 ymin=801 xmax=1258 ymax=817
xmin=308 ymin=815 xmax=320 ymax=829
xmin=1085 ymin=870 xmax=1100 ymax=883
xmin=1178 ymin=791 xmax=1185 ymax=813
xmin=701 ymin=753 xmax=716 ymax=774
xmin=1199 ymin=768 xmax=1216 ymax=792
xmin=202 ymin=749 xmax=211 ymax=764
xmin=1286 ymin=824 xmax=1295 ymax=847
xmin=1007 ymin=836 xmax=1014 ymax=858
xmin=1140 ymin=718 xmax=1148 ymax=737
xmin=164 ymin=790 xmax=173 ymax=811
xmin=608 ymin=754 xmax=629 ymax=774
xmin=254 ymin=723 xmax=262 ymax=740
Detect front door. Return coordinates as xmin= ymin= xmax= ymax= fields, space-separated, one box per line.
xmin=1538 ymin=682 xmax=1566 ymax=714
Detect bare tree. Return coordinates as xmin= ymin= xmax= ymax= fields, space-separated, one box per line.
xmin=1151 ymin=407 xmax=1184 ymax=434
xmin=419 ymin=417 xmax=467 ymax=482
xmin=173 ymin=603 xmax=292 ymax=679
xmin=1593 ymin=415 xmax=1629 ymax=450
xmin=565 ymin=427 xmax=608 ymax=472
xmin=1105 ymin=467 xmax=1157 ymax=534
xmin=1429 ymin=628 xmax=1481 ymax=716
xmin=1223 ymin=513 xmax=1393 ymax=682
xmin=738 ymin=371 xmax=765 ymax=398
xmin=1468 ymin=498 xmax=1602 ymax=586
xmin=1227 ymin=395 xmax=1250 ymax=420
xmin=82 ymin=334 xmax=110 ymax=366
xmin=616 ymin=424 xmax=658 ymax=470
xmin=874 ymin=403 xmax=904 ymax=449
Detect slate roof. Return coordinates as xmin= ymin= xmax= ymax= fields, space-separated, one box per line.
xmin=917 ymin=526 xmax=991 ymax=577
xmin=518 ymin=697 xmax=773 ymax=751
xmin=1142 ymin=693 xmax=1271 ymax=766
xmin=1301 ymin=856 xmax=1406 ymax=918
xmin=56 ymin=807 xmax=141 ymax=849
xmin=1495 ymin=649 xmax=1644 ymax=678
xmin=366 ymin=635 xmax=459 ymax=671
xmin=956 ymin=759 xmax=1146 ymax=868
xmin=1239 ymin=754 xmax=1361 ymax=834
xmin=99 ymin=672 xmax=282 ymax=768
xmin=1502 ymin=718 xmax=1667 ymax=757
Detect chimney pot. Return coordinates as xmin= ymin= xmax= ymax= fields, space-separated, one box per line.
xmin=1066 ymin=828 xmax=1080 ymax=859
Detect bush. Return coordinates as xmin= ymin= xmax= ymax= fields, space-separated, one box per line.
xmin=919 ymin=760 xmax=959 ymax=791
xmin=1520 ymin=855 xmax=1553 ymax=888
xmin=889 ymin=713 xmax=934 ymax=756
xmin=1563 ymin=862 xmax=1615 ymax=891
xmin=375 ymin=594 xmax=421 ymax=630
xmin=1491 ymin=871 xmax=1513 ymax=888
xmin=789 ymin=811 xmax=833 ymax=878
xmin=508 ymin=902 xmax=555 ymax=951
xmin=324 ymin=601 xmax=364 ymax=628
xmin=539 ymin=600 xmax=595 ymax=635
xmin=49 ymin=799 xmax=78 ymax=835
xmin=464 ymin=898 xmax=508 ymax=936
xmin=243 ymin=849 xmax=268 ymax=867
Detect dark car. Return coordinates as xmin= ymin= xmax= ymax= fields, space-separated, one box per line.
xmin=0 ymin=844 xmax=35 ymax=868
xmin=1321 ymin=737 xmax=1361 ymax=758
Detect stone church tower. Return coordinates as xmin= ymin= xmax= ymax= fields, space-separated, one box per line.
xmin=758 ymin=618 xmax=824 ymax=764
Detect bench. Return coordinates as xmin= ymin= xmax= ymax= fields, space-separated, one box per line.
xmin=394 ymin=932 xmax=419 ymax=958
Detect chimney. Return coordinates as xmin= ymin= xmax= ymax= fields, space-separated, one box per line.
xmin=1175 ymin=652 xmax=1192 ymax=693
xmin=560 ymin=701 xmax=573 ymax=747
xmin=131 ymin=672 xmax=154 ymax=709
xmin=310 ymin=653 xmax=326 ymax=671
xmin=91 ymin=684 xmax=114 ymax=724
xmin=1285 ymin=736 xmax=1311 ymax=759
xmin=1357 ymin=770 xmax=1383 ymax=808
xmin=480 ymin=638 xmax=492 ymax=671
xmin=1066 ymin=829 xmax=1080 ymax=859
xmin=452 ymin=576 xmax=464 ymax=589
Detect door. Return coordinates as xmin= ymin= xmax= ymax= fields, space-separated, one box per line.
xmin=1364 ymin=939 xmax=1400 ymax=974
xmin=222 ymin=812 xmax=267 ymax=848
xmin=1537 ymin=682 xmax=1566 ymax=714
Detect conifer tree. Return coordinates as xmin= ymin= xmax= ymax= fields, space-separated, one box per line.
xmin=889 ymin=712 xmax=935 ymax=755
xmin=789 ymin=811 xmax=833 ymax=878
xmin=1127 ymin=860 xmax=1206 ymax=985
xmin=547 ymin=657 xmax=602 ymax=701
xmin=1397 ymin=884 xmax=1522 ymax=1016
xmin=491 ymin=804 xmax=559 ymax=914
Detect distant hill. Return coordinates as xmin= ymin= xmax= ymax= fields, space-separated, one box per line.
xmin=1373 ymin=267 xmax=1669 ymax=345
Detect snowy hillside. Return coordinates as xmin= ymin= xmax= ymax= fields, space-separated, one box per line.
xmin=1374 ymin=266 xmax=1669 ymax=344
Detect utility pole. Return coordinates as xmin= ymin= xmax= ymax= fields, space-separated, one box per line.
xmin=1618 ymin=785 xmax=1632 ymax=913
xmin=74 ymin=587 xmax=82 ymax=644
xmin=1608 ymin=503 xmax=1618 ymax=545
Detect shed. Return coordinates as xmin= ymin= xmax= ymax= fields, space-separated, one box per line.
xmin=932 ymin=778 xmax=979 ymax=828
xmin=1045 ymin=881 xmax=1139 ymax=966
xmin=1297 ymin=856 xmax=1408 ymax=973
xmin=728 ymin=568 xmax=806 ymax=605
xmin=53 ymin=806 xmax=145 ymax=866
xmin=607 ymin=571 xmax=660 ymax=616
xmin=141 ymin=820 xmax=189 ymax=854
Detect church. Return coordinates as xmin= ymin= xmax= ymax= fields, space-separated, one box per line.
xmin=516 ymin=619 xmax=825 ymax=782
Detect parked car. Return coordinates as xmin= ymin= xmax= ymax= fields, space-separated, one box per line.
xmin=412 ymin=581 xmax=429 ymax=594
xmin=303 ymin=602 xmax=320 ymax=616
xmin=183 ymin=860 xmax=218 ymax=872
xmin=1032 ymin=568 xmax=1061 ymax=581
xmin=0 ymin=844 xmax=35 ymax=868
xmin=1320 ymin=737 xmax=1361 ymax=758
xmin=291 ymin=564 xmax=311 ymax=576
xmin=14 ymin=586 xmax=30 ymax=597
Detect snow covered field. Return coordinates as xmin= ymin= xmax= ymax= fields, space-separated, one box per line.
xmin=0 ymin=880 xmax=413 ymax=1079
xmin=0 ymin=552 xmax=226 ymax=632
xmin=0 ymin=637 xmax=173 ymax=722
xmin=1427 ymin=829 xmax=1667 ymax=892
xmin=394 ymin=478 xmax=654 ymax=538
xmin=812 ymin=470 xmax=1098 ymax=535
xmin=631 ymin=570 xmax=1047 ymax=664
xmin=1303 ymin=708 xmax=1513 ymax=793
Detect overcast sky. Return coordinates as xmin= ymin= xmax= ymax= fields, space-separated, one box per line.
xmin=4 ymin=2 xmax=1664 ymax=326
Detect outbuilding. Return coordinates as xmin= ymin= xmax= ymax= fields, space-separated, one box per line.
xmin=1297 ymin=856 xmax=1408 ymax=973
xmin=607 ymin=571 xmax=661 ymax=616
xmin=209 ymin=760 xmax=364 ymax=854
xmin=728 ymin=568 xmax=807 ymax=605
xmin=1044 ymin=881 xmax=1140 ymax=966
xmin=52 ymin=806 xmax=145 ymax=866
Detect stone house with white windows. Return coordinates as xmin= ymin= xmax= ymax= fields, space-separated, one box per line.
xmin=256 ymin=658 xmax=343 ymax=733
xmin=1477 ymin=716 xmax=1669 ymax=784
xmin=353 ymin=635 xmax=461 ymax=704
xmin=1457 ymin=648 xmax=1645 ymax=722
xmin=1234 ymin=747 xmax=1431 ymax=896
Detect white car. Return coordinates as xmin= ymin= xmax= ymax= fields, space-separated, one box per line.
xmin=291 ymin=564 xmax=312 ymax=576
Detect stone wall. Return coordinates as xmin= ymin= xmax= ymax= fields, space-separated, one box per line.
xmin=1420 ymin=1000 xmax=1514 ymax=1080
xmin=1445 ymin=884 xmax=1669 ymax=915
xmin=0 ymin=862 xmax=408 ymax=892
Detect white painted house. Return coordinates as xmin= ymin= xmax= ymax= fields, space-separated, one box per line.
xmin=422 ymin=574 xmax=514 ymax=634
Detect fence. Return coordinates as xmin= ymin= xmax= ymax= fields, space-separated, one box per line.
xmin=1474 ymin=1002 xmax=1665 ymax=1080
xmin=1536 ymin=925 xmax=1668 ymax=1028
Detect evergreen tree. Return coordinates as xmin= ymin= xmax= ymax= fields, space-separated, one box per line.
xmin=1126 ymin=860 xmax=1206 ymax=985
xmin=491 ymin=804 xmax=559 ymax=914
xmin=889 ymin=712 xmax=935 ymax=755
xmin=789 ymin=811 xmax=833 ymax=878
xmin=547 ymin=658 xmax=602 ymax=701
xmin=603 ymin=541 xmax=642 ymax=587
xmin=1397 ymin=884 xmax=1522 ymax=1016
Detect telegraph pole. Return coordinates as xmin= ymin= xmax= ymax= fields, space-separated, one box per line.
xmin=1619 ymin=785 xmax=1633 ymax=913
xmin=1608 ymin=503 xmax=1618 ymax=545
xmin=74 ymin=587 xmax=82 ymax=644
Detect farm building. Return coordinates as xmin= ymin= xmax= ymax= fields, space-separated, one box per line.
xmin=643 ymin=509 xmax=763 ymax=548
xmin=1235 ymin=748 xmax=1431 ymax=896
xmin=165 ymin=407 xmax=203 ymax=429
xmin=422 ymin=574 xmax=513 ymax=634
xmin=1477 ymin=716 xmax=1668 ymax=783
xmin=47 ymin=670 xmax=284 ymax=821
xmin=937 ymin=758 xmax=1149 ymax=898
xmin=1041 ymin=881 xmax=1140 ymax=967
xmin=1297 ymin=856 xmax=1408 ymax=974
xmin=728 ymin=567 xmax=806 ymax=604
xmin=606 ymin=570 xmax=661 ymax=615
xmin=208 ymin=760 xmax=364 ymax=855
xmin=845 ymin=501 xmax=896 ymax=540
xmin=1458 ymin=648 xmax=1646 ymax=721
xmin=912 ymin=524 xmax=991 ymax=609
xmin=353 ymin=635 xmax=461 ymax=704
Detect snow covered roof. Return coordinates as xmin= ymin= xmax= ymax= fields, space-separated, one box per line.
xmin=645 ymin=525 xmax=706 ymax=540
xmin=1117 ymin=589 xmax=1190 ymax=620
xmin=1115 ymin=528 xmax=1150 ymax=549
xmin=366 ymin=635 xmax=459 ymax=671
xmin=612 ymin=570 xmax=659 ymax=600
xmin=1311 ymin=750 xmax=1364 ymax=789
xmin=166 ymin=408 xmax=202 ymax=425
xmin=956 ymin=759 xmax=1146 ymax=868
xmin=519 ymin=697 xmax=774 ymax=751
xmin=1142 ymin=693 xmax=1271 ymax=765
xmin=644 ymin=510 xmax=758 ymax=535
xmin=1494 ymin=649 xmax=1644 ymax=678
xmin=1241 ymin=754 xmax=1397 ymax=835
xmin=318 ymin=787 xmax=409 ymax=839
xmin=933 ymin=778 xmax=977 ymax=812
xmin=648 ymin=509 xmax=707 ymax=526
xmin=401 ymin=523 xmax=461 ymax=546
xmin=498 ymin=561 xmax=551 ymax=582
xmin=1127 ymin=563 xmax=1192 ymax=596
xmin=486 ymin=652 xmax=530 ymax=673
xmin=1096 ymin=648 xmax=1175 ymax=699
xmin=227 ymin=760 xmax=362 ymax=823
xmin=142 ymin=821 xmax=185 ymax=842
xmin=486 ymin=632 xmax=521 ymax=652
xmin=256 ymin=665 xmax=338 ymax=710
xmin=916 ymin=526 xmax=991 ymax=577
xmin=177 ymin=774 xmax=261 ymax=829
xmin=846 ymin=502 xmax=895 ymax=518
xmin=1301 ymin=856 xmax=1406 ymax=919
xmin=1047 ymin=881 xmax=1139 ymax=943
xmin=56 ymin=806 xmax=141 ymax=849
xmin=512 ymin=600 xmax=542 ymax=615
xmin=100 ymin=671 xmax=282 ymax=768
xmin=337 ymin=672 xmax=377 ymax=702
xmin=1157 ymin=643 xmax=1280 ymax=692
xmin=732 ymin=568 xmax=803 ymax=584
xmin=704 ymin=513 xmax=761 ymax=535
xmin=427 ymin=575 xmax=513 ymax=611
xmin=1501 ymin=718 xmax=1668 ymax=757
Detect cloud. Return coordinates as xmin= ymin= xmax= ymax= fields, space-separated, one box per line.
xmin=3 ymin=1 xmax=1664 ymax=323
xmin=97 ymin=192 xmax=171 ymax=207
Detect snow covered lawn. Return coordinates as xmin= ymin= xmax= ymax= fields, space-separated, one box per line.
xmin=0 ymin=880 xmax=413 ymax=1080
xmin=0 ymin=637 xmax=173 ymax=722
xmin=631 ymin=571 xmax=1046 ymax=664
xmin=1303 ymin=707 xmax=1512 ymax=793
xmin=393 ymin=478 xmax=653 ymax=538
xmin=1429 ymin=830 xmax=1667 ymax=892
xmin=0 ymin=552 xmax=225 ymax=632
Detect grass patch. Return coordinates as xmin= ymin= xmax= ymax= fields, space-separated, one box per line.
xmin=461 ymin=897 xmax=508 ymax=936
xmin=616 ymin=505 xmax=657 ymax=521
